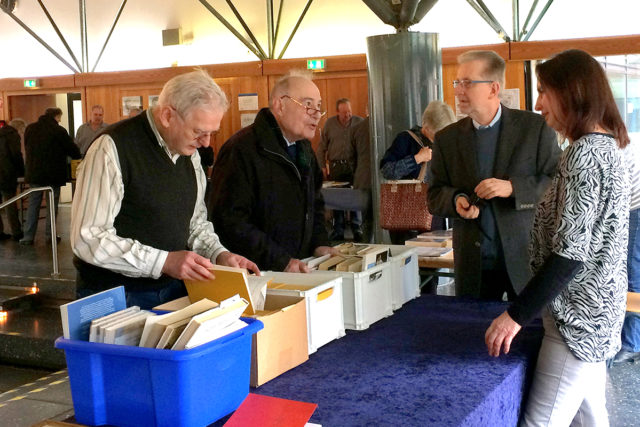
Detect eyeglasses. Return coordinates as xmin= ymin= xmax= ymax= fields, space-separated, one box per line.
xmin=170 ymin=106 xmax=217 ymax=141
xmin=281 ymin=95 xmax=326 ymax=117
xmin=452 ymin=79 xmax=494 ymax=89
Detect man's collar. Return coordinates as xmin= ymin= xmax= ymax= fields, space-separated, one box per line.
xmin=147 ymin=108 xmax=181 ymax=162
xmin=282 ymin=133 xmax=296 ymax=147
xmin=472 ymin=104 xmax=502 ymax=130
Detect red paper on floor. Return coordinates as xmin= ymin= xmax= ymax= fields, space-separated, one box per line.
xmin=224 ymin=393 xmax=318 ymax=427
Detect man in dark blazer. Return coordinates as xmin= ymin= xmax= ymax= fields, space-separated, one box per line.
xmin=428 ymin=50 xmax=561 ymax=300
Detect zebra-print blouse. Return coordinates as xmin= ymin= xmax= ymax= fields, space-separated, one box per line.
xmin=530 ymin=132 xmax=630 ymax=363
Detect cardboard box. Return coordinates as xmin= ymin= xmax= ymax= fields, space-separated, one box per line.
xmin=248 ymin=294 xmax=308 ymax=387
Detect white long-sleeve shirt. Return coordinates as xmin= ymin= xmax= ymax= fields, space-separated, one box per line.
xmin=70 ymin=109 xmax=227 ymax=279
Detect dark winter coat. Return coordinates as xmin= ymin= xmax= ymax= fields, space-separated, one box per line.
xmin=24 ymin=114 xmax=81 ymax=186
xmin=0 ymin=125 xmax=25 ymax=192
xmin=209 ymin=108 xmax=329 ymax=271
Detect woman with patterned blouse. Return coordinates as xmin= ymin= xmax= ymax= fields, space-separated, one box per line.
xmin=485 ymin=49 xmax=631 ymax=425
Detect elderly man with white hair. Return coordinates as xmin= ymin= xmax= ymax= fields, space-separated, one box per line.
xmin=71 ymin=70 xmax=258 ymax=309
xmin=209 ymin=71 xmax=337 ymax=272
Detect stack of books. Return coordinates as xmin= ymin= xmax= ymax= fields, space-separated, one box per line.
xmin=60 ymin=285 xmax=250 ymax=350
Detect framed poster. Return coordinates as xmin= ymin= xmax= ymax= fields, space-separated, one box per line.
xmin=149 ymin=95 xmax=160 ymax=108
xmin=122 ymin=96 xmax=142 ymax=116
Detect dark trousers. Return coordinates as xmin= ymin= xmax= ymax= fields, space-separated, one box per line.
xmin=622 ymin=208 xmax=640 ymax=352
xmin=76 ymin=277 xmax=187 ymax=311
xmin=23 ymin=184 xmax=60 ymax=241
xmin=479 ymin=267 xmax=517 ymax=301
xmin=0 ymin=189 xmax=22 ymax=236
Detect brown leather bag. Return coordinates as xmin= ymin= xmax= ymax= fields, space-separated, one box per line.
xmin=380 ymin=131 xmax=432 ymax=231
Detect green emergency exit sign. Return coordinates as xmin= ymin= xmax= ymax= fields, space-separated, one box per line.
xmin=24 ymin=79 xmax=38 ymax=88
xmin=307 ymin=59 xmax=325 ymax=71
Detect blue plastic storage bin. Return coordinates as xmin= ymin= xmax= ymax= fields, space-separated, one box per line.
xmin=55 ymin=317 xmax=263 ymax=427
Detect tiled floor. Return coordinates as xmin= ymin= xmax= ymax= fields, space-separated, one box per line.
xmin=0 ymin=204 xmax=638 ymax=426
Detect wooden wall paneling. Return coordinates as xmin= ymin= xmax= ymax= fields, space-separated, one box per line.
xmin=85 ymin=86 xmax=122 ymax=126
xmin=504 ymin=61 xmax=526 ymax=110
xmin=0 ymin=75 xmax=75 ymax=92
xmin=442 ymin=60 xmax=527 ymax=115
xmin=119 ymin=86 xmax=163 ymax=119
xmin=213 ymin=76 xmax=269 ymax=154
xmin=8 ymin=94 xmax=57 ymax=125
xmin=441 ymin=43 xmax=509 ymax=65
xmin=74 ymin=61 xmax=263 ymax=88
xmin=262 ymin=54 xmax=367 ymax=75
xmin=1 ymin=91 xmax=5 ymax=120
xmin=510 ymin=34 xmax=640 ymax=61
xmin=442 ymin=63 xmax=457 ymax=114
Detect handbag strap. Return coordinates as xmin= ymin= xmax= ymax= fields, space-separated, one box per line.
xmin=407 ymin=130 xmax=428 ymax=182
xmin=406 ymin=130 xmax=424 ymax=147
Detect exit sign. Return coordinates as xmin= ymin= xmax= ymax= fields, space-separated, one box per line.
xmin=307 ymin=59 xmax=325 ymax=71
xmin=24 ymin=79 xmax=38 ymax=88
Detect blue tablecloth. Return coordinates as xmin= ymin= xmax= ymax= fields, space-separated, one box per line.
xmin=251 ymin=295 xmax=543 ymax=426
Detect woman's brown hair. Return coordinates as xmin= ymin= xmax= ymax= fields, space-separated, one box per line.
xmin=536 ymin=49 xmax=629 ymax=148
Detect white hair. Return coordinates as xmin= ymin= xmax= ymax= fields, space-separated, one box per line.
xmin=158 ymin=69 xmax=228 ymax=117
xmin=269 ymin=70 xmax=315 ymax=108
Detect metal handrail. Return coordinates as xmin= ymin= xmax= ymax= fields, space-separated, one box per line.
xmin=0 ymin=186 xmax=59 ymax=277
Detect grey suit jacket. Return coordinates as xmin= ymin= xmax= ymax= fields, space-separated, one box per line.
xmin=428 ymin=105 xmax=561 ymax=297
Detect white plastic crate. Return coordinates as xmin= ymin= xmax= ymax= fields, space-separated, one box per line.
xmin=264 ymin=271 xmax=345 ymax=354
xmin=312 ymin=262 xmax=393 ymax=331
xmin=369 ymin=244 xmax=420 ymax=310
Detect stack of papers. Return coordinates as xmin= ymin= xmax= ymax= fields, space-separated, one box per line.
xmin=413 ymin=247 xmax=453 ymax=257
xmin=184 ymin=265 xmax=271 ymax=315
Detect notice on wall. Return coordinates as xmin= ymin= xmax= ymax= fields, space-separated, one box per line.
xmin=499 ymin=88 xmax=520 ymax=110
xmin=241 ymin=113 xmax=257 ymax=128
xmin=238 ymin=93 xmax=259 ymax=111
xmin=148 ymin=95 xmax=160 ymax=108
xmin=122 ymin=96 xmax=142 ymax=116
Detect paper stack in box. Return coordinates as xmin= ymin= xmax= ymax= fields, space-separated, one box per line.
xmin=302 ymin=243 xmax=390 ymax=273
xmin=307 ymin=244 xmax=393 ymax=331
xmin=184 ymin=266 xmax=308 ymax=387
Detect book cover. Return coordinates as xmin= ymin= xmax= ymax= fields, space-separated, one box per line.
xmin=224 ymin=393 xmax=317 ymax=427
xmin=103 ymin=311 xmax=155 ymax=346
xmin=172 ymin=295 xmax=248 ymax=350
xmin=59 ymin=286 xmax=126 ymax=341
xmin=139 ymin=298 xmax=218 ymax=348
xmin=184 ymin=265 xmax=270 ymax=315
xmin=89 ymin=306 xmax=140 ymax=342
xmin=156 ymin=317 xmax=191 ymax=349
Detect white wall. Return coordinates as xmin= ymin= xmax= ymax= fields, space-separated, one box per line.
xmin=0 ymin=0 xmax=638 ymax=78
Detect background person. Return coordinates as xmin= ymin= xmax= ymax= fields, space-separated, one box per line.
xmin=21 ymin=108 xmax=80 ymax=245
xmin=380 ymin=100 xmax=456 ymax=244
xmin=209 ymin=71 xmax=337 ymax=272
xmin=428 ymin=50 xmax=561 ymax=300
xmin=71 ymin=70 xmax=258 ymax=309
xmin=316 ymin=98 xmax=364 ymax=241
xmin=485 ymin=49 xmax=630 ymax=426
xmin=75 ymin=105 xmax=108 ymax=156
xmin=612 ymin=139 xmax=640 ymax=364
xmin=0 ymin=118 xmax=26 ymax=241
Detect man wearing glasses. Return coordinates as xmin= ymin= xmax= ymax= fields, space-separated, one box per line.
xmin=209 ymin=71 xmax=337 ymax=272
xmin=428 ymin=50 xmax=560 ymax=301
xmin=71 ymin=70 xmax=259 ymax=309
